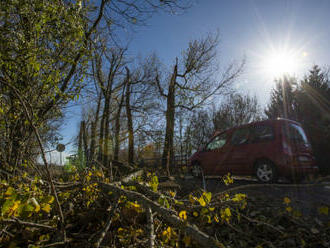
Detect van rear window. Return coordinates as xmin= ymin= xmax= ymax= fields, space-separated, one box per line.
xmin=284 ymin=123 xmax=308 ymax=144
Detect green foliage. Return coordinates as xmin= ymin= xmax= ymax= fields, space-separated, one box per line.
xmin=64 ymin=149 xmax=87 ymax=172
xmin=264 ymin=75 xmax=297 ymax=120
xmin=0 ymin=0 xmax=90 ymax=168
xmin=147 ymin=173 xmax=159 ymax=192
xmin=1 ymin=177 xmax=54 ymax=220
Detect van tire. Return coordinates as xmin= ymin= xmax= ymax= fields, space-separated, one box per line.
xmin=191 ymin=163 xmax=203 ymax=178
xmin=255 ymin=160 xmax=278 ymax=183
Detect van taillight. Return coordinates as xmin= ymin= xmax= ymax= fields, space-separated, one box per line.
xmin=282 ymin=140 xmax=292 ymax=155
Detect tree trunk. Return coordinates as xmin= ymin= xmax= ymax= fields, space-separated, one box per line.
xmin=162 ymin=63 xmax=177 ymax=176
xmin=78 ymin=121 xmax=83 ymax=153
xmin=114 ymin=81 xmax=127 ymax=161
xmin=98 ymin=99 xmax=106 ymax=163
xmin=82 ymin=121 xmax=88 ymax=164
xmin=125 ymin=68 xmax=134 ymax=165
xmin=103 ymin=95 xmax=112 ymax=169
xmin=89 ymin=92 xmax=101 ymax=165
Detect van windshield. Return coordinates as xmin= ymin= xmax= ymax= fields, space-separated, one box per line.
xmin=285 ymin=123 xmax=309 ymax=144
xmin=206 ymin=133 xmax=227 ymax=150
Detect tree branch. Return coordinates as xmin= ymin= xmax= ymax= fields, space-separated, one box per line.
xmin=100 ymin=182 xmax=224 ymax=248
xmin=2 ymin=218 xmax=55 ymax=230
xmin=155 ymin=74 xmax=167 ymax=97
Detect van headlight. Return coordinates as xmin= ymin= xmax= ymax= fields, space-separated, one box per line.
xmin=297 ymin=156 xmax=310 ymax=162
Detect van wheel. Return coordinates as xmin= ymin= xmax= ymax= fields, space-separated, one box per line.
xmin=191 ymin=163 xmax=203 ymax=178
xmin=255 ymin=160 xmax=278 ymax=183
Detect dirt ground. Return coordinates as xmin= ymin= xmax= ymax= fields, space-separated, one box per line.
xmin=159 ymin=175 xmax=330 ymax=221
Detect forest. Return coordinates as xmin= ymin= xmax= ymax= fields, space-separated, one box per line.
xmin=1 ymin=1 xmax=330 ymax=247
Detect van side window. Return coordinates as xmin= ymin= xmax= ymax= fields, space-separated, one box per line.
xmin=283 ymin=123 xmax=308 ymax=144
xmin=206 ymin=133 xmax=227 ymax=150
xmin=231 ymin=128 xmax=250 ymax=145
xmin=250 ymin=125 xmax=275 ymax=143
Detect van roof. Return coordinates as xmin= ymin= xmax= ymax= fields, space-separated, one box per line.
xmin=214 ymin=118 xmax=301 ymax=135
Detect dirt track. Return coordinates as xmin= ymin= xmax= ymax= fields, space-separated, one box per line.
xmin=160 ymin=176 xmax=330 ymax=221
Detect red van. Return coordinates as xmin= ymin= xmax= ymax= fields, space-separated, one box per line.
xmin=189 ymin=119 xmax=318 ymax=183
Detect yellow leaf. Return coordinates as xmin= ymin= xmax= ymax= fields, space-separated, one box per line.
xmin=183 ymin=235 xmax=191 ymax=246
xmin=5 ymin=187 xmax=14 ymax=196
xmin=42 ymin=204 xmax=51 ymax=213
xmin=95 ymin=171 xmax=103 ymax=177
xmin=10 ymin=201 xmax=20 ymax=216
xmin=286 ymin=206 xmax=292 ymax=212
xmin=318 ymin=206 xmax=328 ymax=216
xmin=35 ymin=204 xmax=40 ymax=213
xmin=203 ymin=192 xmax=212 ymax=204
xmin=221 ymin=207 xmax=231 ymax=223
xmin=214 ymin=215 xmax=219 ymax=223
xmin=223 ymin=173 xmax=234 ymax=185
xmin=232 ymin=193 xmax=246 ymax=202
xmin=283 ymin=197 xmax=291 ymax=205
xmin=193 ymin=211 xmax=199 ymax=217
xmin=39 ymin=234 xmax=49 ymax=241
xmin=30 ymin=198 xmax=40 ymax=213
xmin=189 ymin=194 xmax=196 ymax=204
xmin=169 ymin=191 xmax=176 ymax=198
xmin=179 ymin=211 xmax=187 ymax=220
xmin=162 ymin=226 xmax=172 ymax=239
xmin=48 ymin=196 xmax=54 ymax=204
xmin=225 ymin=207 xmax=231 ymax=217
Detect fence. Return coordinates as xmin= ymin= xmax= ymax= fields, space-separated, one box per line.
xmin=138 ymin=154 xmax=189 ymax=169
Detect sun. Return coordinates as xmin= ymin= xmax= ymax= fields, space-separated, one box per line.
xmin=262 ymin=48 xmax=300 ymax=79
xmin=253 ymin=44 xmax=310 ymax=82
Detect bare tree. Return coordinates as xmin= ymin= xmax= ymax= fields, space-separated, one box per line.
xmin=124 ymin=56 xmax=161 ymax=164
xmin=155 ymin=33 xmax=243 ymax=175
xmin=94 ymin=46 xmax=128 ymax=169
xmin=213 ymin=93 xmax=263 ymax=131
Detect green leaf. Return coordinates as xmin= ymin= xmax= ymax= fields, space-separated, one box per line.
xmin=158 ymin=196 xmax=170 ymax=209
xmin=150 ymin=175 xmax=159 ymax=192
xmin=2 ymin=199 xmax=15 ymax=216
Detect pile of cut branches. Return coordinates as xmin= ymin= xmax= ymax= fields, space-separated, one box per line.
xmin=1 ymin=166 xmax=329 ymax=248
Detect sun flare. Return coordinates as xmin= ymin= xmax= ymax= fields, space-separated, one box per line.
xmin=262 ymin=49 xmax=299 ymax=78
xmin=259 ymin=47 xmax=307 ymax=80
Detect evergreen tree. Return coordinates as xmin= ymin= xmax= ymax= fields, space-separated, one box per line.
xmin=264 ymin=76 xmax=297 ymax=120
xmin=265 ymin=66 xmax=330 ymax=174
xmin=296 ymin=65 xmax=330 ymax=174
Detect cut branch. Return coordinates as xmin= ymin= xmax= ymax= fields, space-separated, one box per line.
xmin=2 ymin=218 xmax=55 ymax=230
xmin=100 ymin=182 xmax=223 ymax=248
xmin=147 ymin=207 xmax=155 ymax=248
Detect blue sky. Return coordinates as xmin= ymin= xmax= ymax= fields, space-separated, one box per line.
xmin=57 ymin=0 xmax=330 ymax=158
